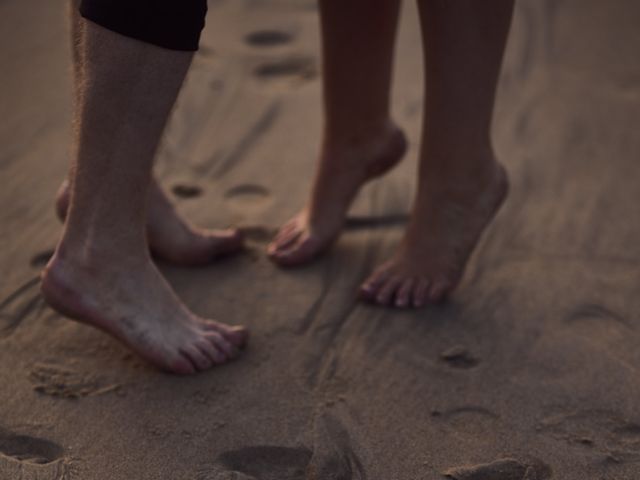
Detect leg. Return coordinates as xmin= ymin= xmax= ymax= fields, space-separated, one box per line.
xmin=57 ymin=1 xmax=242 ymax=266
xmin=267 ymin=0 xmax=407 ymax=266
xmin=42 ymin=18 xmax=247 ymax=374
xmin=361 ymin=0 xmax=513 ymax=307
xmin=56 ymin=181 xmax=243 ymax=265
xmin=69 ymin=0 xmax=84 ymax=98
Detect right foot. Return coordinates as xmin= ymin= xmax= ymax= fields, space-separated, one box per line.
xmin=56 ymin=179 xmax=243 ymax=266
xmin=41 ymin=253 xmax=249 ymax=374
xmin=268 ymin=123 xmax=407 ymax=266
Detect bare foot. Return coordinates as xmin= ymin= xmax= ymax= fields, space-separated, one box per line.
xmin=268 ymin=123 xmax=407 ymax=266
xmin=56 ymin=179 xmax=243 ymax=266
xmin=41 ymin=252 xmax=249 ymax=374
xmin=360 ymin=156 xmax=508 ymax=308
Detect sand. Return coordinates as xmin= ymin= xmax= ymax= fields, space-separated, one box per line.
xmin=2 ymin=0 xmax=640 ymax=479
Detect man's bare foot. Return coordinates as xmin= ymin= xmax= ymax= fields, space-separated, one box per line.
xmin=268 ymin=123 xmax=407 ymax=266
xmin=41 ymin=252 xmax=249 ymax=374
xmin=360 ymin=155 xmax=508 ymax=308
xmin=56 ymin=179 xmax=243 ymax=266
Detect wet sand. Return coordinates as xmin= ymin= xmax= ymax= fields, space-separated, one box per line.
xmin=2 ymin=0 xmax=640 ymax=478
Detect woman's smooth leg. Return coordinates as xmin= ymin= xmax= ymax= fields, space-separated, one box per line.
xmin=268 ymin=0 xmax=407 ymax=266
xmin=361 ymin=0 xmax=514 ymax=307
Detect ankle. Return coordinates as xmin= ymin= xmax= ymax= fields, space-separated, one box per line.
xmin=417 ymin=160 xmax=506 ymax=206
xmin=318 ymin=122 xmax=406 ymax=177
xmin=422 ymin=138 xmax=498 ymax=180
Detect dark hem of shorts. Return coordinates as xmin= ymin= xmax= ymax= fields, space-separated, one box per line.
xmin=79 ymin=0 xmax=207 ymax=52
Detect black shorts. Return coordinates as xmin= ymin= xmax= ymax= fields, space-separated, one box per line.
xmin=79 ymin=0 xmax=208 ymax=51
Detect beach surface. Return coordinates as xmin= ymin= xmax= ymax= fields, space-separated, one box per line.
xmin=2 ymin=0 xmax=640 ymax=478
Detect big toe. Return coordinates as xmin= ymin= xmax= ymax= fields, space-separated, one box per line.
xmin=374 ymin=276 xmax=403 ymax=306
xmin=164 ymin=353 xmax=198 ymax=375
xmin=221 ymin=324 xmax=249 ymax=348
xmin=180 ymin=345 xmax=215 ymax=371
xmin=269 ymin=233 xmax=323 ymax=267
xmin=359 ymin=267 xmax=392 ymax=301
xmin=268 ymin=223 xmax=303 ymax=255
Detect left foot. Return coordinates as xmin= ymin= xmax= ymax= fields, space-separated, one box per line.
xmin=268 ymin=122 xmax=407 ymax=266
xmin=56 ymin=179 xmax=243 ymax=266
xmin=360 ymin=156 xmax=508 ymax=308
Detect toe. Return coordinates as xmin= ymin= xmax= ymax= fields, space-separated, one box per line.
xmin=395 ymin=278 xmax=414 ymax=308
xmin=276 ymin=219 xmax=298 ymax=238
xmin=375 ymin=275 xmax=403 ymax=306
xmin=180 ymin=345 xmax=214 ymax=371
xmin=270 ymin=234 xmax=323 ymax=267
xmin=165 ymin=354 xmax=197 ymax=375
xmin=359 ymin=265 xmax=393 ymax=301
xmin=268 ymin=229 xmax=302 ymax=256
xmin=413 ymin=278 xmax=430 ymax=308
xmin=204 ymin=331 xmax=239 ymax=360
xmin=220 ymin=324 xmax=249 ymax=348
xmin=203 ymin=320 xmax=249 ymax=348
xmin=269 ymin=221 xmax=301 ymax=252
xmin=195 ymin=338 xmax=227 ymax=365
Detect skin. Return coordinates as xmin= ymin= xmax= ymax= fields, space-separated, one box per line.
xmin=55 ymin=180 xmax=243 ymax=266
xmin=40 ymin=4 xmax=248 ymax=374
xmin=269 ymin=0 xmax=514 ymax=308
xmin=268 ymin=0 xmax=406 ymax=266
xmin=59 ymin=2 xmax=242 ymax=266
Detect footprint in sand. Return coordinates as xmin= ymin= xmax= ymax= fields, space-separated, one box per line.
xmin=564 ymin=303 xmax=631 ymax=343
xmin=439 ymin=345 xmax=481 ymax=369
xmin=200 ymin=446 xmax=312 ymax=480
xmin=0 ymin=428 xmax=72 ymax=480
xmin=443 ymin=457 xmax=552 ymax=480
xmin=539 ymin=408 xmax=640 ymax=462
xmin=29 ymin=363 xmax=122 ymax=399
xmin=200 ymin=415 xmax=364 ymax=480
xmin=200 ymin=444 xmax=362 ymax=480
xmin=432 ymin=406 xmax=499 ymax=438
xmin=0 ymin=276 xmax=44 ymax=339
xmin=245 ymin=29 xmax=293 ymax=48
xmin=171 ymin=183 xmax=203 ymax=199
xmin=253 ymin=56 xmax=317 ymax=88
xmin=224 ymin=184 xmax=272 ymax=216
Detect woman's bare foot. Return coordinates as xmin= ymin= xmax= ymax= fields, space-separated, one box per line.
xmin=268 ymin=123 xmax=407 ymax=266
xmin=360 ymin=153 xmax=508 ymax=308
xmin=56 ymin=179 xmax=243 ymax=266
xmin=41 ymin=251 xmax=249 ymax=374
